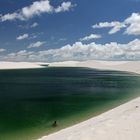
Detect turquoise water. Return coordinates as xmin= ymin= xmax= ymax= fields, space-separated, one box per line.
xmin=0 ymin=67 xmax=140 ymax=140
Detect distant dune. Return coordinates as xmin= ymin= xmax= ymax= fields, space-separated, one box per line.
xmin=0 ymin=61 xmax=44 ymax=69
xmin=1 ymin=60 xmax=140 ymax=75
xmin=49 ymin=60 xmax=140 ymax=74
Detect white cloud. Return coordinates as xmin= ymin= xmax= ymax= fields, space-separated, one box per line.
xmin=17 ymin=34 xmax=29 ymax=40
xmin=21 ymin=0 xmax=53 ymax=19
xmin=0 ymin=1 xmax=74 ymax=22
xmin=2 ymin=39 xmax=140 ymax=62
xmin=55 ymin=2 xmax=74 ymax=13
xmin=92 ymin=21 xmax=126 ymax=34
xmin=80 ymin=34 xmax=102 ymax=41
xmin=30 ymin=22 xmax=38 ymax=28
xmin=93 ymin=21 xmax=120 ymax=28
xmin=0 ymin=48 xmax=6 ymax=52
xmin=59 ymin=38 xmax=67 ymax=41
xmin=92 ymin=12 xmax=140 ymax=35
xmin=19 ymin=22 xmax=39 ymax=29
xmin=124 ymin=13 xmax=140 ymax=35
xmin=27 ymin=41 xmax=45 ymax=48
xmin=0 ymin=13 xmax=24 ymax=22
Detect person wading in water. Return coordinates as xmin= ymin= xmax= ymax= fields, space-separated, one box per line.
xmin=52 ymin=121 xmax=57 ymax=127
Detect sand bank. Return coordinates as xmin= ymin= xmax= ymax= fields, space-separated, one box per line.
xmin=0 ymin=60 xmax=140 ymax=74
xmin=49 ymin=60 xmax=140 ymax=74
xmin=0 ymin=62 xmax=44 ymax=69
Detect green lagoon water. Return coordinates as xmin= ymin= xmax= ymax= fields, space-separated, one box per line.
xmin=0 ymin=67 xmax=140 ymax=140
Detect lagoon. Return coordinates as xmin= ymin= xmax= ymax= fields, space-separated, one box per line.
xmin=0 ymin=67 xmax=140 ymax=140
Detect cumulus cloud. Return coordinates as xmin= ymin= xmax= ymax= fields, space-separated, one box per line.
xmin=0 ymin=13 xmax=22 ymax=22
xmin=92 ymin=21 xmax=126 ymax=34
xmin=124 ymin=13 xmax=140 ymax=35
xmin=17 ymin=34 xmax=29 ymax=40
xmin=80 ymin=34 xmax=102 ymax=41
xmin=19 ymin=22 xmax=39 ymax=29
xmin=30 ymin=22 xmax=38 ymax=28
xmin=92 ymin=12 xmax=140 ymax=35
xmin=55 ymin=2 xmax=74 ymax=13
xmin=0 ymin=1 xmax=74 ymax=22
xmin=27 ymin=41 xmax=45 ymax=48
xmin=0 ymin=48 xmax=6 ymax=52
xmin=2 ymin=39 xmax=140 ymax=62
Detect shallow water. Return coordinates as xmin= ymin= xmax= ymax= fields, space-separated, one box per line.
xmin=0 ymin=67 xmax=140 ymax=140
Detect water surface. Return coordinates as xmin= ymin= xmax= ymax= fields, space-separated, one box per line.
xmin=0 ymin=67 xmax=140 ymax=140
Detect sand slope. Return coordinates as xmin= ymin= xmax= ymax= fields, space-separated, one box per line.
xmin=0 ymin=60 xmax=140 ymax=74
xmin=0 ymin=62 xmax=44 ymax=69
xmin=49 ymin=60 xmax=140 ymax=74
xmin=39 ymin=97 xmax=140 ymax=140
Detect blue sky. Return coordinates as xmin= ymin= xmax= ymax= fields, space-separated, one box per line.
xmin=0 ymin=0 xmax=140 ymax=62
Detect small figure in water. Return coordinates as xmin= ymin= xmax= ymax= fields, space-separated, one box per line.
xmin=136 ymin=106 xmax=139 ymax=108
xmin=52 ymin=121 xmax=57 ymax=127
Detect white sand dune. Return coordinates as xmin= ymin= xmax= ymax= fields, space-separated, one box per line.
xmin=0 ymin=60 xmax=140 ymax=74
xmin=0 ymin=61 xmax=44 ymax=69
xmin=49 ymin=60 xmax=140 ymax=74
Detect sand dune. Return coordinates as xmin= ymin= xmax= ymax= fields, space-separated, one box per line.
xmin=0 ymin=60 xmax=140 ymax=75
xmin=49 ymin=60 xmax=140 ymax=74
xmin=0 ymin=61 xmax=44 ymax=69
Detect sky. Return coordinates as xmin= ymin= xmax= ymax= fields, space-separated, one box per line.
xmin=0 ymin=0 xmax=140 ymax=62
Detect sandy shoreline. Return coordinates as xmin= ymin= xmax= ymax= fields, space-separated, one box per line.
xmin=39 ymin=96 xmax=140 ymax=140
xmin=0 ymin=60 xmax=140 ymax=140
xmin=0 ymin=62 xmax=44 ymax=69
